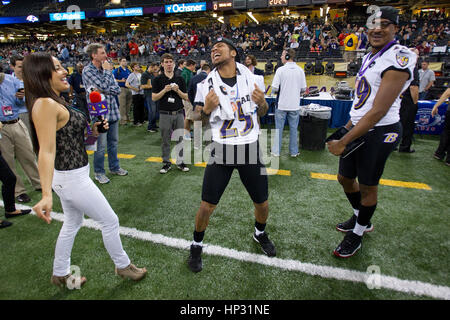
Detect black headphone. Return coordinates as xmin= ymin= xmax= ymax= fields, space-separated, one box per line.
xmin=285 ymin=51 xmax=290 ymax=61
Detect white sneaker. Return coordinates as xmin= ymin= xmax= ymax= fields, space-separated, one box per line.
xmin=111 ymin=168 xmax=128 ymax=176
xmin=160 ymin=163 xmax=172 ymax=174
xmin=290 ymin=153 xmax=300 ymax=158
xmin=94 ymin=173 xmax=110 ymax=184
xmin=177 ymin=163 xmax=190 ymax=172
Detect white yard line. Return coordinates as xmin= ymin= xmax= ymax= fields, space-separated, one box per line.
xmin=5 ymin=201 xmax=450 ymax=300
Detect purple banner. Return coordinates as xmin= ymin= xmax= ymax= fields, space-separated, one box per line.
xmin=143 ymin=6 xmax=165 ymax=14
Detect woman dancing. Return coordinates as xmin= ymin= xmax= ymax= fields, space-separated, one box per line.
xmin=23 ymin=53 xmax=147 ymax=288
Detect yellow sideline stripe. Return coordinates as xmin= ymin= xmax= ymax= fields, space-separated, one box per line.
xmin=310 ymin=172 xmax=432 ymax=190
xmin=86 ymin=151 xmax=136 ymax=159
xmin=145 ymin=157 xmax=291 ymax=176
xmin=145 ymin=157 xmax=176 ymax=164
xmin=266 ymin=168 xmax=291 ymax=176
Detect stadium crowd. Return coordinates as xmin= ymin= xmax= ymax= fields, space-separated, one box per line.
xmin=0 ymin=11 xmax=448 ymax=69
xmin=0 ymin=4 xmax=449 ymax=290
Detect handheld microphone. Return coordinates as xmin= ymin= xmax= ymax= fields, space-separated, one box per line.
xmin=88 ymin=91 xmax=108 ymax=133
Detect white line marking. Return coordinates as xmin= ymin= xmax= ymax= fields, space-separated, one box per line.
xmin=5 ymin=201 xmax=450 ymax=300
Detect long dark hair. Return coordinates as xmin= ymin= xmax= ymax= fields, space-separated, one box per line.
xmin=22 ymin=52 xmax=69 ymax=153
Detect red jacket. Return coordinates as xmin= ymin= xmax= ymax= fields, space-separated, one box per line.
xmin=128 ymin=42 xmax=139 ymax=55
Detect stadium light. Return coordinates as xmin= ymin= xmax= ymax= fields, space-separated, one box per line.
xmin=247 ymin=12 xmax=259 ymax=25
xmin=218 ymin=16 xmax=224 ymax=24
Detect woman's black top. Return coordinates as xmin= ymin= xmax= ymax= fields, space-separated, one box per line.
xmin=55 ymin=106 xmax=89 ymax=171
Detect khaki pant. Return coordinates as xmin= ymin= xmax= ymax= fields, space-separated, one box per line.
xmin=0 ymin=120 xmax=41 ymax=196
xmin=183 ymin=100 xmax=195 ymax=121
xmin=118 ymin=87 xmax=132 ymax=124
xmin=19 ymin=112 xmax=32 ymax=136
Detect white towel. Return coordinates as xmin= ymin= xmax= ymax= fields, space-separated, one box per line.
xmin=203 ymin=62 xmax=259 ymax=121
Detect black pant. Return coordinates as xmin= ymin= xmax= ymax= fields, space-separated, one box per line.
xmin=435 ymin=108 xmax=450 ymax=161
xmin=132 ymin=94 xmax=146 ymax=125
xmin=339 ymin=122 xmax=401 ymax=186
xmin=0 ymin=153 xmax=17 ymax=213
xmin=399 ymin=98 xmax=418 ymax=151
xmin=202 ymin=162 xmax=268 ymax=205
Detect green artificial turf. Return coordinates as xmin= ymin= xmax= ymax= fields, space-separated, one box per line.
xmin=0 ymin=124 xmax=448 ymax=300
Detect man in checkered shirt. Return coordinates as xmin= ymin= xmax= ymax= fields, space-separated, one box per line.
xmin=82 ymin=43 xmax=128 ymax=184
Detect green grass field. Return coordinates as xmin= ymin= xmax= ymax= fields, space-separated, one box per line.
xmin=0 ymin=123 xmax=449 ymax=301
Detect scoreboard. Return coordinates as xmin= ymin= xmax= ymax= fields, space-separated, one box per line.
xmin=233 ymin=0 xmax=247 ymax=9
xmin=212 ymin=0 xmax=314 ymax=10
xmin=247 ymin=0 xmax=268 ymax=9
xmin=212 ymin=1 xmax=247 ymax=10
xmin=268 ymin=0 xmax=288 ymax=6
xmin=288 ymin=0 xmax=312 ymax=5
xmin=212 ymin=1 xmax=233 ymax=10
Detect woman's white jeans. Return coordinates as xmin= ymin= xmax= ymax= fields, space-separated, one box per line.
xmin=52 ymin=164 xmax=130 ymax=276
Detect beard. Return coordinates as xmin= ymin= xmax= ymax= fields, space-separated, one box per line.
xmin=213 ymin=57 xmax=230 ymax=69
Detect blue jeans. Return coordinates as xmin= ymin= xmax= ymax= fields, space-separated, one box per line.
xmin=273 ymin=109 xmax=300 ymax=155
xmin=145 ymin=95 xmax=157 ymax=130
xmin=419 ymin=91 xmax=428 ymax=100
xmin=94 ymin=119 xmax=120 ymax=174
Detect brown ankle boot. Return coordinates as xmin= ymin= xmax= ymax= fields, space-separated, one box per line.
xmin=115 ymin=263 xmax=147 ymax=281
xmin=51 ymin=274 xmax=87 ymax=289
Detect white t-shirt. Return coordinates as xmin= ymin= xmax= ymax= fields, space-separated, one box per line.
xmin=195 ymin=79 xmax=260 ymax=146
xmin=271 ymin=62 xmax=307 ymax=111
xmin=350 ymin=44 xmax=417 ymax=126
xmin=126 ymin=72 xmax=144 ymax=95
xmin=418 ymin=68 xmax=436 ymax=93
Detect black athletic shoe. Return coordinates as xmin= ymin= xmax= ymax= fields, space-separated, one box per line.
xmin=336 ymin=215 xmax=373 ymax=233
xmin=159 ymin=162 xmax=172 ymax=174
xmin=334 ymin=232 xmax=362 ymax=258
xmin=16 ymin=193 xmax=31 ymax=203
xmin=177 ymin=163 xmax=189 ymax=172
xmin=188 ymin=244 xmax=203 ymax=273
xmin=253 ymin=232 xmax=276 ymax=257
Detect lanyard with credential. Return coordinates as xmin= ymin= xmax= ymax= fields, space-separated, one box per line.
xmin=356 ymin=40 xmax=396 ymax=87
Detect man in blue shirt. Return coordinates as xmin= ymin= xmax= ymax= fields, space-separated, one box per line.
xmin=112 ymin=57 xmax=132 ymax=125
xmin=83 ymin=43 xmax=128 ymax=184
xmin=188 ymin=64 xmax=210 ymax=107
xmin=10 ymin=55 xmax=31 ymax=135
xmin=0 ymin=72 xmax=41 ymax=203
xmin=60 ymin=45 xmax=70 ymax=62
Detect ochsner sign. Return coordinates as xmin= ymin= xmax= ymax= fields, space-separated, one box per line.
xmin=165 ymin=2 xmax=206 ymax=14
